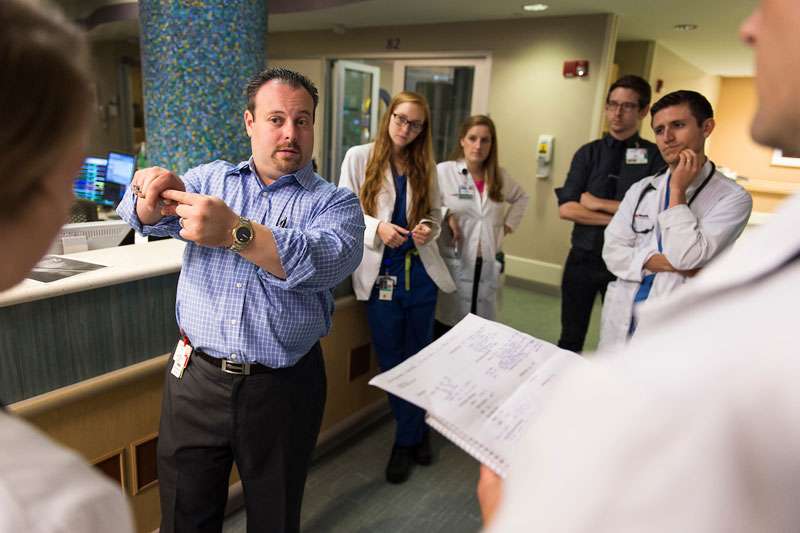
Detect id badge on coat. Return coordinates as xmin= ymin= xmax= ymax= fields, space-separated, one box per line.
xmin=457 ymin=184 xmax=474 ymax=199
xmin=626 ymin=148 xmax=649 ymax=165
xmin=377 ymin=275 xmax=397 ymax=301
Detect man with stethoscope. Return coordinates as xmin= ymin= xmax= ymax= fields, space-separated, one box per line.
xmin=599 ymin=90 xmax=752 ymax=349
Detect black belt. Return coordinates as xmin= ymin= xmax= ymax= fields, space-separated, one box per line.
xmin=194 ymin=349 xmax=273 ymax=375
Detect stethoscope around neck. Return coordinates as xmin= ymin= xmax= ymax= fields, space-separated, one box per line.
xmin=630 ymin=160 xmax=716 ymax=235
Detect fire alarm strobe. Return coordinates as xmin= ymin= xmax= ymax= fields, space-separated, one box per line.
xmin=563 ymin=60 xmax=589 ymax=78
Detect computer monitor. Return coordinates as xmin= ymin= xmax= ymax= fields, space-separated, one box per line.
xmin=73 ymin=156 xmax=108 ymax=204
xmin=103 ymin=152 xmax=136 ymax=207
xmin=72 ymin=152 xmax=136 ymax=208
xmin=49 ymin=220 xmax=133 ymax=255
xmin=106 ymin=152 xmax=135 ymax=185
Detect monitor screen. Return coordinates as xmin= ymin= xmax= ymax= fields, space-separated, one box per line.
xmin=73 ymin=157 xmax=108 ymax=204
xmin=106 ymin=152 xmax=136 ymax=185
xmin=103 ymin=152 xmax=136 ymax=207
xmin=72 ymin=153 xmax=137 ymax=208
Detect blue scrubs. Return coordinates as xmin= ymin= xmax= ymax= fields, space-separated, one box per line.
xmin=367 ymin=173 xmax=437 ymax=447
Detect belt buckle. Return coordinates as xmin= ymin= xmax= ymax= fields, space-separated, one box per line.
xmin=221 ymin=360 xmax=251 ymax=375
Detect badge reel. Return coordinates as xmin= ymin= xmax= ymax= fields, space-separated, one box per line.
xmin=626 ymin=148 xmax=649 ymax=165
xmin=170 ymin=336 xmax=193 ymax=379
xmin=377 ymin=275 xmax=397 ymax=301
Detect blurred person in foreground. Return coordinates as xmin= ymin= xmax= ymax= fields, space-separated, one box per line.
xmin=0 ymin=1 xmax=134 ymax=531
xmin=478 ymin=1 xmax=800 ymax=531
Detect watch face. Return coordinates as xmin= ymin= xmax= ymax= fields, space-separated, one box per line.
xmin=235 ymin=226 xmax=252 ymax=242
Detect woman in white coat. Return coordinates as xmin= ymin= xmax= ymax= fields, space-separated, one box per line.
xmin=435 ymin=115 xmax=530 ymax=334
xmin=339 ymin=91 xmax=455 ymax=485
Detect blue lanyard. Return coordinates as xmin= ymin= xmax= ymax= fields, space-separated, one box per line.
xmin=632 ymin=162 xmax=715 ymax=332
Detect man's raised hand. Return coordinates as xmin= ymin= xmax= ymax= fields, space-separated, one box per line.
xmin=160 ymin=189 xmax=239 ymax=248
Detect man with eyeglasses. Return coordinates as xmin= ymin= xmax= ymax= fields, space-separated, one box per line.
xmin=555 ymin=75 xmax=664 ymax=353
xmin=598 ymin=90 xmax=751 ymax=348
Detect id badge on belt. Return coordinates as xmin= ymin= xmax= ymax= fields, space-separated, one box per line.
xmin=377 ymin=275 xmax=397 ymax=301
xmin=626 ymin=148 xmax=649 ymax=164
xmin=170 ymin=336 xmax=193 ymax=379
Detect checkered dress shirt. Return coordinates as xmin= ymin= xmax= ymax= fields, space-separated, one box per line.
xmin=117 ymin=159 xmax=365 ymax=367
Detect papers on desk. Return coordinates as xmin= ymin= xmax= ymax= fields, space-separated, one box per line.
xmin=27 ymin=255 xmax=106 ymax=283
xmin=369 ymin=314 xmax=583 ymax=477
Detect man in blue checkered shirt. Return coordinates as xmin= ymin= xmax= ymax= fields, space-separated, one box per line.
xmin=117 ymin=68 xmax=364 ymax=533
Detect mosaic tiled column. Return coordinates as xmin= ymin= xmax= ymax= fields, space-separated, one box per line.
xmin=139 ymin=1 xmax=267 ymax=173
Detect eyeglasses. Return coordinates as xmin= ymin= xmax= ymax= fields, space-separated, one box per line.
xmin=606 ymin=101 xmax=640 ymax=113
xmin=392 ymin=113 xmax=425 ymax=133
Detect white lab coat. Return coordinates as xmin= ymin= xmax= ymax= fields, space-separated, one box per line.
xmin=435 ymin=160 xmax=530 ymax=325
xmin=338 ymin=143 xmax=456 ymax=300
xmin=599 ymin=161 xmax=752 ymax=349
xmin=488 ymin=191 xmax=800 ymax=533
xmin=0 ymin=411 xmax=134 ymax=533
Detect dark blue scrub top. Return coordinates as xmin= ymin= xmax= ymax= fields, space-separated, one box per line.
xmin=382 ymin=174 xmax=415 ymax=268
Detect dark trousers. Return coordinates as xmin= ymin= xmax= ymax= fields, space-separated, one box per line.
xmin=558 ymin=248 xmax=615 ymax=353
xmin=157 ymin=343 xmax=326 ymax=533
xmin=366 ymin=257 xmax=436 ymax=447
xmin=470 ymin=256 xmax=483 ymax=314
xmin=433 ymin=320 xmax=451 ymax=340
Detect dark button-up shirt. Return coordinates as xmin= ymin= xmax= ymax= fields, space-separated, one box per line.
xmin=555 ymin=133 xmax=664 ymax=254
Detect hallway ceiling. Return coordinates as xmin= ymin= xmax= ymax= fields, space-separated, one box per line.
xmin=54 ymin=0 xmax=758 ymax=76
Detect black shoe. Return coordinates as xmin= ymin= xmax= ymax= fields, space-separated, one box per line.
xmin=412 ymin=433 xmax=432 ymax=466
xmin=385 ymin=446 xmax=413 ymax=484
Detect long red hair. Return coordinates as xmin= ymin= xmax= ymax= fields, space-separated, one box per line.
xmin=360 ymin=91 xmax=435 ymax=228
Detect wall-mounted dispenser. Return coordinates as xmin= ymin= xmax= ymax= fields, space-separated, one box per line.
xmin=536 ymin=134 xmax=554 ymax=178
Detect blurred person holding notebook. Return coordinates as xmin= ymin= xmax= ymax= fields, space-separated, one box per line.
xmin=0 ymin=1 xmax=134 ymax=531
xmin=479 ymin=1 xmax=800 ymax=530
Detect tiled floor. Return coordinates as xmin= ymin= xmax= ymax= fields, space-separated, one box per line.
xmin=224 ymin=282 xmax=601 ymax=532
xmin=224 ymin=419 xmax=483 ymax=533
xmin=498 ymin=282 xmax=602 ymax=352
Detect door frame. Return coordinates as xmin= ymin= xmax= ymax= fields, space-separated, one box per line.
xmin=320 ymin=52 xmax=493 ymax=179
xmin=391 ymin=57 xmax=492 ymax=116
xmin=330 ymin=60 xmax=380 ymax=183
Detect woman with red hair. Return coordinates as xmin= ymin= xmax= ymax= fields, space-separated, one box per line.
xmin=339 ymin=91 xmax=455 ymax=484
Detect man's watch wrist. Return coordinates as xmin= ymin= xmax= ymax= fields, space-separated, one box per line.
xmin=229 ymin=216 xmax=255 ymax=253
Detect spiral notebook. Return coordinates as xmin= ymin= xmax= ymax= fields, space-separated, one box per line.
xmin=369 ymin=314 xmax=582 ymax=478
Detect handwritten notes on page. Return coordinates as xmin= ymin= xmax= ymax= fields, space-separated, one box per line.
xmin=369 ymin=314 xmax=583 ymax=477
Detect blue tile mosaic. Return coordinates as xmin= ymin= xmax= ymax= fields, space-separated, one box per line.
xmin=139 ymin=1 xmax=268 ymax=174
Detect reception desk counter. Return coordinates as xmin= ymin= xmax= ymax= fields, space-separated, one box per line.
xmin=0 ymin=239 xmax=185 ymax=403
xmin=0 ymin=238 xmax=185 ymax=308
xmin=3 ymin=239 xmax=383 ymax=532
